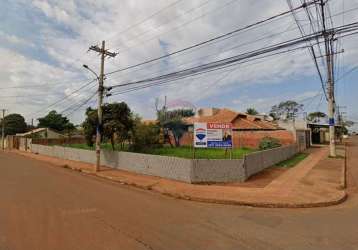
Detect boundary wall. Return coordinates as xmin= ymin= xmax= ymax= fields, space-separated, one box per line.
xmin=30 ymin=144 xmax=299 ymax=183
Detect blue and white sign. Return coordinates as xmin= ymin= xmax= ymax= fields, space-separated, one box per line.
xmin=194 ymin=123 xmax=207 ymax=148
xmin=194 ymin=122 xmax=233 ymax=148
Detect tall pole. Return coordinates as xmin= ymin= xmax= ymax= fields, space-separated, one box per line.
xmin=1 ymin=109 xmax=5 ymax=150
xmin=320 ymin=0 xmax=336 ymax=157
xmin=88 ymin=41 xmax=117 ymax=172
xmin=95 ymin=40 xmax=105 ymax=172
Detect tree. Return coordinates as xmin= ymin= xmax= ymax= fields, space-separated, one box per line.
xmin=38 ymin=111 xmax=74 ymax=132
xmin=157 ymin=108 xmax=194 ymax=147
xmin=131 ymin=122 xmax=161 ymax=151
xmin=83 ymin=108 xmax=97 ymax=147
xmin=270 ymin=100 xmax=303 ymax=120
xmin=307 ymin=112 xmax=327 ymax=123
xmin=0 ymin=113 xmax=27 ymax=136
xmin=82 ymin=102 xmax=134 ymax=150
xmin=103 ymin=102 xmax=134 ymax=150
xmin=246 ymin=107 xmax=259 ymax=115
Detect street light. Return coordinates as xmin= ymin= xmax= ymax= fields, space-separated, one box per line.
xmin=83 ymin=64 xmax=102 ymax=172
xmin=83 ymin=64 xmax=99 ymax=81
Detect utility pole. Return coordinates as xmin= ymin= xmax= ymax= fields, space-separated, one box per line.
xmin=1 ymin=109 xmax=6 ymax=150
xmin=320 ymin=0 xmax=336 ymax=157
xmin=88 ymin=41 xmax=117 ymax=172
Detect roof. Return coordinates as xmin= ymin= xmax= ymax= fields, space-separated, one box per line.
xmin=142 ymin=119 xmax=157 ymax=125
xmin=184 ymin=108 xmax=238 ymax=124
xmin=307 ymin=123 xmax=342 ymax=128
xmin=184 ymin=108 xmax=280 ymax=130
xmin=16 ymin=128 xmax=64 ymax=137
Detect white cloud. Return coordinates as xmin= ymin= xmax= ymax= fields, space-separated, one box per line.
xmin=1 ymin=0 xmax=357 ymax=123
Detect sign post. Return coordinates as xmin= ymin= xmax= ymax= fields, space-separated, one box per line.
xmin=194 ymin=122 xmax=233 ymax=157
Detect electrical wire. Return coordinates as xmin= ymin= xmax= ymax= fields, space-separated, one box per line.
xmin=109 ymin=0 xmax=212 ymax=49
xmin=61 ymin=91 xmax=98 ymax=116
xmin=106 ymin=0 xmax=318 ymax=76
xmin=27 ymin=79 xmax=97 ymax=118
xmin=287 ymin=0 xmax=328 ymax=100
xmin=109 ymin=44 xmax=314 ymax=96
xmin=110 ymin=0 xmax=238 ymax=51
xmin=106 ymin=0 xmax=185 ymax=43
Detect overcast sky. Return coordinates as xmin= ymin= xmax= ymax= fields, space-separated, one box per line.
xmin=1 ymin=0 xmax=357 ymax=128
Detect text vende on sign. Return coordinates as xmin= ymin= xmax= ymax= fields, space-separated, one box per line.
xmin=207 ymin=122 xmax=232 ymax=129
xmin=194 ymin=122 xmax=233 ymax=148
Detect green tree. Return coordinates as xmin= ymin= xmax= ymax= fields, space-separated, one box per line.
xmin=157 ymin=108 xmax=194 ymax=147
xmin=270 ymin=100 xmax=303 ymax=120
xmin=82 ymin=102 xmax=134 ymax=150
xmin=307 ymin=111 xmax=327 ymax=123
xmin=103 ymin=102 xmax=134 ymax=150
xmin=246 ymin=107 xmax=259 ymax=115
xmin=131 ymin=122 xmax=161 ymax=151
xmin=38 ymin=111 xmax=74 ymax=132
xmin=0 ymin=113 xmax=27 ymax=136
xmin=83 ymin=108 xmax=97 ymax=147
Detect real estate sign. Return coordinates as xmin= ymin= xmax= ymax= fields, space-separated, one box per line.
xmin=194 ymin=122 xmax=233 ymax=148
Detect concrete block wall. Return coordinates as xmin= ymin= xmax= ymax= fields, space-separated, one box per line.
xmin=244 ymin=144 xmax=298 ymax=178
xmin=101 ymin=151 xmax=193 ymax=183
xmin=191 ymin=159 xmax=245 ymax=183
xmin=30 ymin=144 xmax=246 ymax=183
xmin=30 ymin=144 xmax=299 ymax=183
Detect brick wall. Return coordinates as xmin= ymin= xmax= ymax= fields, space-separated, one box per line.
xmin=233 ymin=130 xmax=295 ymax=148
xmin=177 ymin=130 xmax=295 ymax=149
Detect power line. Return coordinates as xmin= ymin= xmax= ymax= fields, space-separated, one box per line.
xmin=106 ymin=20 xmax=358 ymax=96
xmin=110 ymin=0 xmax=238 ymax=51
xmin=336 ymin=64 xmax=358 ymax=83
xmin=105 ymin=5 xmax=358 ymax=83
xmin=60 ymin=91 xmax=98 ymax=116
xmin=106 ymin=0 xmax=185 ymax=43
xmin=109 ymin=44 xmax=315 ymax=96
xmin=109 ymin=0 xmax=212 ymax=49
xmin=106 ymin=19 xmax=299 ymax=83
xmin=106 ymin=0 xmax=318 ymax=76
xmin=108 ymin=32 xmax=331 ymax=90
xmin=27 ymin=79 xmax=97 ymax=118
xmin=287 ymin=0 xmax=328 ymax=100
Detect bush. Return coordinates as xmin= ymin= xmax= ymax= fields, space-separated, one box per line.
xmin=130 ymin=123 xmax=161 ymax=152
xmin=259 ymin=136 xmax=282 ymax=150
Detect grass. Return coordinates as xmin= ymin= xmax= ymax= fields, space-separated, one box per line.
xmin=66 ymin=143 xmax=125 ymax=151
xmin=65 ymin=143 xmax=255 ymax=159
xmin=275 ymin=153 xmax=309 ymax=168
xmin=147 ymin=146 xmax=255 ymax=159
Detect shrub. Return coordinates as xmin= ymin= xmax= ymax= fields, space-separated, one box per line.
xmin=130 ymin=123 xmax=161 ymax=152
xmin=259 ymin=136 xmax=282 ymax=150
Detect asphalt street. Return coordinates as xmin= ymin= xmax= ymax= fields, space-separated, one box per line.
xmin=0 ymin=138 xmax=358 ymax=250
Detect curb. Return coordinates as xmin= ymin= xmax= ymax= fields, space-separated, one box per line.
xmin=155 ymin=189 xmax=348 ymax=209
xmin=68 ymin=164 xmax=348 ymax=209
xmin=12 ymin=150 xmax=348 ymax=209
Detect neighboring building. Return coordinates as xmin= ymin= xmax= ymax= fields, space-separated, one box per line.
xmin=180 ymin=108 xmax=295 ymax=148
xmin=16 ymin=128 xmax=65 ymax=139
xmin=307 ymin=122 xmax=343 ymax=144
xmin=278 ymin=119 xmax=344 ymax=145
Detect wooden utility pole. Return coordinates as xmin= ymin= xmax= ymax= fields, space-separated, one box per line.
xmin=88 ymin=41 xmax=117 ymax=172
xmin=320 ymin=0 xmax=336 ymax=157
xmin=1 ymin=109 xmax=6 ymax=150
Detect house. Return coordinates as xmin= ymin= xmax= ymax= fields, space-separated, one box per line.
xmin=16 ymin=128 xmax=65 ymax=139
xmin=307 ymin=122 xmax=343 ymax=144
xmin=179 ymin=108 xmax=295 ymax=148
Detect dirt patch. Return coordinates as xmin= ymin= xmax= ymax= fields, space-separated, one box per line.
xmin=216 ymin=167 xmax=287 ymax=188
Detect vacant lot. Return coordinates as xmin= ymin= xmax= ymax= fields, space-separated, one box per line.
xmin=66 ymin=144 xmax=256 ymax=159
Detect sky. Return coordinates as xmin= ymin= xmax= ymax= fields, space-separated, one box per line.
xmin=0 ymin=0 xmax=357 ymax=130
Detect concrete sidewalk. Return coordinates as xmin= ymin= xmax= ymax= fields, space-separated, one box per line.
xmin=12 ymin=146 xmax=347 ymax=208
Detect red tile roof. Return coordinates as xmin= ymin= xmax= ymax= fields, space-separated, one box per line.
xmin=184 ymin=108 xmax=279 ymax=130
